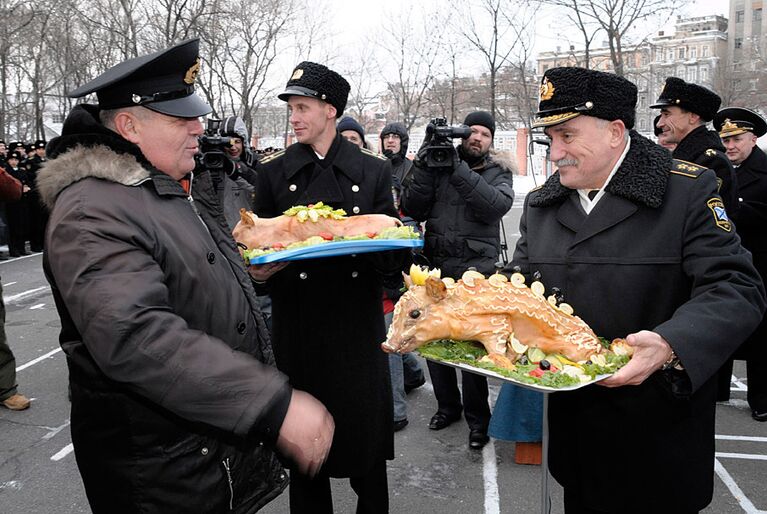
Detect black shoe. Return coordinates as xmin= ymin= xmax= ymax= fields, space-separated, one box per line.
xmin=469 ymin=430 xmax=489 ymax=450
xmin=393 ymin=419 xmax=409 ymax=432
xmin=428 ymin=412 xmax=460 ymax=431
xmin=404 ymin=376 xmax=426 ymax=394
xmin=753 ymin=410 xmax=767 ymax=422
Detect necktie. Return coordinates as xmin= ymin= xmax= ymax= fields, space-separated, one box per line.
xmin=588 ymin=190 xmax=599 ymax=201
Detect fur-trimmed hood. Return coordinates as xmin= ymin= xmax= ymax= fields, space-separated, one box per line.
xmin=530 ymin=130 xmax=672 ymax=209
xmin=37 ymin=104 xmax=154 ymax=209
xmin=38 ymin=145 xmax=150 ymax=209
xmin=488 ymin=149 xmax=519 ymax=175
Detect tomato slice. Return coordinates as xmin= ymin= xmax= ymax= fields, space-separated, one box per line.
xmin=366 ymin=232 xmax=377 ymax=238
xmin=318 ymin=232 xmax=334 ymax=241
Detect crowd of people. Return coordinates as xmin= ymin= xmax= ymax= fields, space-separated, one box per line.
xmin=1 ymin=35 xmax=766 ymax=514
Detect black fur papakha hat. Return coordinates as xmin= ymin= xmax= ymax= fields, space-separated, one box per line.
xmin=650 ymin=77 xmax=721 ymax=122
xmin=67 ymin=38 xmax=211 ymax=118
xmin=714 ymin=107 xmax=767 ymax=138
xmin=278 ymin=62 xmax=350 ymax=118
xmin=533 ymin=67 xmax=637 ymax=129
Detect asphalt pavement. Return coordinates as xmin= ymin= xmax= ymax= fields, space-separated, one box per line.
xmin=1 ymin=193 xmax=766 ymax=513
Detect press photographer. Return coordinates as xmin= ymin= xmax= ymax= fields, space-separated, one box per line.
xmin=401 ymin=110 xmax=515 ymax=450
xmin=197 ymin=116 xmax=257 ymax=230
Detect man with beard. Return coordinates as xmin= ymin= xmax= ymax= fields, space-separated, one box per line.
xmin=401 ymin=111 xmax=514 ymax=449
xmin=712 ymin=107 xmax=767 ymax=421
xmin=651 ymin=77 xmax=738 ymax=216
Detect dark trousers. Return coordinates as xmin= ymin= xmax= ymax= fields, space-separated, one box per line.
xmin=288 ymin=460 xmax=388 ymax=514
xmin=716 ymin=346 xmax=767 ymax=412
xmin=426 ymin=360 xmax=490 ymax=431
xmin=564 ymin=489 xmax=698 ymax=514
xmin=0 ymin=282 xmax=18 ymax=401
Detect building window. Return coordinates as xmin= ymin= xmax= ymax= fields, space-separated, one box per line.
xmin=702 ymin=46 xmax=709 ymax=57
xmin=755 ymin=9 xmax=762 ymax=22
xmin=640 ymin=118 xmax=647 ymax=131
xmin=701 ymin=67 xmax=709 ymax=80
xmin=690 ymin=47 xmax=697 ymax=59
xmin=667 ymin=49 xmax=674 ymax=61
xmin=688 ymin=68 xmax=698 ymax=82
xmin=735 ymin=38 xmax=743 ymax=49
xmin=638 ymin=95 xmax=646 ymax=108
xmin=678 ymin=48 xmax=686 ymax=59
xmin=736 ymin=10 xmax=744 ymax=23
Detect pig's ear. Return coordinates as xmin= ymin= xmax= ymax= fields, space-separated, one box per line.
xmin=240 ymin=208 xmax=256 ymax=226
xmin=403 ymin=271 xmax=414 ymax=289
xmin=425 ymin=276 xmax=448 ymax=301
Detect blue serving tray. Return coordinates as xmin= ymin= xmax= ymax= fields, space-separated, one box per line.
xmin=248 ymin=238 xmax=423 ymax=264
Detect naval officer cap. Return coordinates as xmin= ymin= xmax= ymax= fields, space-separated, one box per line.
xmin=533 ymin=67 xmax=637 ymax=129
xmin=67 ymin=38 xmax=211 ymax=118
xmin=278 ymin=62 xmax=350 ymax=118
xmin=650 ymin=77 xmax=721 ymax=122
xmin=713 ymin=107 xmax=767 ymax=139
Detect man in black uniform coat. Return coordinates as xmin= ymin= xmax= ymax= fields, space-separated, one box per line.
xmin=252 ymin=61 xmax=406 ymax=514
xmin=516 ymin=67 xmax=765 ymax=513
xmin=713 ymin=107 xmax=767 ymax=421
xmin=652 ymin=76 xmax=739 ymax=216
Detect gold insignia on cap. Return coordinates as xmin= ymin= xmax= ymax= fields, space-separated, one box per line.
xmin=184 ymin=58 xmax=201 ymax=85
xmin=705 ymin=149 xmax=716 ymax=157
xmin=291 ymin=68 xmax=304 ymax=81
xmin=722 ymin=119 xmax=737 ymax=131
xmin=718 ymin=118 xmax=748 ymax=138
xmin=539 ymin=77 xmax=555 ymax=101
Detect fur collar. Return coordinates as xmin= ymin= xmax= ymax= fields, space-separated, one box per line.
xmin=489 ymin=149 xmax=519 ymax=175
xmin=530 ymin=131 xmax=672 ymax=209
xmin=37 ymin=144 xmax=150 ymax=209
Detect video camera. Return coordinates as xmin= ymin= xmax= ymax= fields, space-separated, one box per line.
xmin=421 ymin=117 xmax=472 ymax=169
xmin=196 ymin=118 xmax=235 ymax=177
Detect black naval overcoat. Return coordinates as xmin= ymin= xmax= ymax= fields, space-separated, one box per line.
xmin=255 ymin=134 xmax=405 ymax=477
xmin=513 ymin=131 xmax=765 ymax=513
xmin=674 ymin=125 xmax=739 ymax=217
xmin=730 ymin=146 xmax=767 ymax=366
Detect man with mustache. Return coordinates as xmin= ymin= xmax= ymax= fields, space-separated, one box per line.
xmin=401 ymin=110 xmax=515 ymax=449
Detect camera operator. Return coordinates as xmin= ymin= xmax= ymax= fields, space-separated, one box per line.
xmin=401 ymin=111 xmax=515 ymax=450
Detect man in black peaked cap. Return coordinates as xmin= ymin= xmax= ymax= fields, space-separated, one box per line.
xmin=38 ymin=39 xmax=334 ymax=514
xmin=511 ymin=66 xmax=764 ymax=513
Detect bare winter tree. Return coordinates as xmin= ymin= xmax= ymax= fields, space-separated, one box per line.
xmin=340 ymin=38 xmax=383 ymax=136
xmin=537 ymin=0 xmax=601 ymax=68
xmin=0 ymin=0 xmax=36 ymax=139
xmin=449 ymin=0 xmax=536 ymax=122
xmin=379 ymin=5 xmax=445 ymax=131
xmin=539 ymin=0 xmax=685 ymax=76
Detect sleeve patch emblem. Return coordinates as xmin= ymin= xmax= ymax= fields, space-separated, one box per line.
xmin=707 ymin=198 xmax=732 ymax=232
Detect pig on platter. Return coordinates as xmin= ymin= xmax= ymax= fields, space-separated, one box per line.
xmin=233 ymin=203 xmax=403 ymax=252
xmin=381 ymin=267 xmax=632 ymax=370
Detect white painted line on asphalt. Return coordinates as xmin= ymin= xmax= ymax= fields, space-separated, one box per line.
xmin=29 ymin=303 xmax=45 ymax=310
xmin=716 ymin=452 xmax=767 ymax=461
xmin=483 ymin=439 xmax=500 ymax=514
xmin=51 ymin=443 xmax=74 ymax=462
xmin=42 ymin=420 xmax=71 ymax=441
xmin=714 ymin=459 xmax=763 ymax=514
xmin=16 ymin=347 xmax=62 ymax=372
xmin=0 ymin=252 xmax=42 ymax=264
xmin=717 ymin=435 xmax=767 ymax=443
xmin=4 ymin=281 xmax=17 ymax=286
xmin=732 ymin=374 xmax=748 ymax=391
xmin=3 ymin=285 xmax=49 ymax=303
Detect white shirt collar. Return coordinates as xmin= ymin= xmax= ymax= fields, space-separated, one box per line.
xmin=577 ymin=138 xmax=631 ymax=214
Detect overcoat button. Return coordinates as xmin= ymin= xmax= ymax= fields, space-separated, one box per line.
xmin=237 ymin=321 xmax=246 ymax=334
xmin=207 ymin=252 xmax=216 ymax=264
xmin=299 ymin=272 xmax=308 ymax=280
xmin=289 ymin=184 xmax=297 ymax=192
xmin=352 ymin=185 xmax=360 ymax=192
xmin=351 ymin=271 xmax=359 ymax=278
xmin=352 ymin=206 xmax=360 ymax=214
xmin=201 ymin=447 xmax=209 ymax=456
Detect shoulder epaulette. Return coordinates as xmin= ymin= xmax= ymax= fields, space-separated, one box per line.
xmin=258 ymin=149 xmax=285 ymax=164
xmin=670 ymin=159 xmax=705 ymax=178
xmin=361 ymin=147 xmax=387 ymax=160
xmin=705 ymin=148 xmax=717 ymax=157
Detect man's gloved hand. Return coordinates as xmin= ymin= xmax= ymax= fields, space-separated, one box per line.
xmin=414 ymin=123 xmax=435 ymax=168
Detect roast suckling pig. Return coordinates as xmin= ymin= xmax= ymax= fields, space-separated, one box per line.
xmin=382 ymin=268 xmax=629 ymax=369
xmin=232 ymin=204 xmax=402 ymax=251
